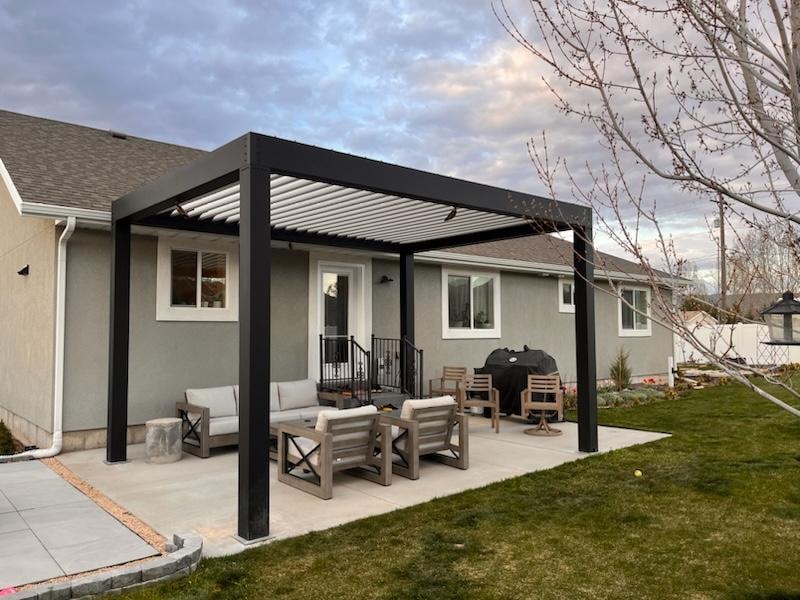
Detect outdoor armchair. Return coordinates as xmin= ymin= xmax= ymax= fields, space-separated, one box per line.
xmin=520 ymin=374 xmax=564 ymax=436
xmin=379 ymin=396 xmax=468 ymax=480
xmin=457 ymin=374 xmax=501 ymax=433
xmin=277 ymin=405 xmax=392 ymax=499
xmin=429 ymin=366 xmax=467 ymax=398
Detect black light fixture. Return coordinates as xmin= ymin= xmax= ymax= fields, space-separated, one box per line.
xmin=761 ymin=291 xmax=800 ymax=345
xmin=444 ymin=206 xmax=457 ymax=222
xmin=378 ymin=275 xmax=394 ymax=284
xmin=17 ymin=264 xmax=29 ymax=276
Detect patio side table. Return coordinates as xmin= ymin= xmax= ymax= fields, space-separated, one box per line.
xmin=145 ymin=417 xmax=183 ymax=464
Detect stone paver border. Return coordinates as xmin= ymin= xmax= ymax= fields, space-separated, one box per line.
xmin=5 ymin=532 xmax=202 ymax=599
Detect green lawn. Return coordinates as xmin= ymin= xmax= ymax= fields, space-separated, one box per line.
xmin=121 ymin=382 xmax=800 ymax=599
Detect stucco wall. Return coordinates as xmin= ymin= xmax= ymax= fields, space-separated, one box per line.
xmin=371 ymin=258 xmax=673 ymax=384
xmin=0 ymin=187 xmax=57 ymax=439
xmin=63 ymin=230 xmax=308 ymax=431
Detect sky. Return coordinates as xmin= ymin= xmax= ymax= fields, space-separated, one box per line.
xmin=0 ymin=0 xmax=723 ymax=284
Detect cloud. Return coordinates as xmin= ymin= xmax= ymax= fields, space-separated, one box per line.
xmin=0 ymin=0 xmax=724 ymax=272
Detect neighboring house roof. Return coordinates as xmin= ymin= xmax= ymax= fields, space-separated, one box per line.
xmin=0 ymin=109 xmax=204 ymax=212
xmin=446 ymin=235 xmax=659 ymax=279
xmin=682 ymin=310 xmax=718 ymax=325
xmin=0 ymin=108 xmax=673 ymax=283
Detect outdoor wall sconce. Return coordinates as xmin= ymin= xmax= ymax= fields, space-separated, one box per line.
xmin=761 ymin=291 xmax=800 ymax=345
xmin=17 ymin=264 xmax=29 ymax=276
xmin=378 ymin=275 xmax=394 ymax=284
xmin=444 ymin=206 xmax=457 ymax=222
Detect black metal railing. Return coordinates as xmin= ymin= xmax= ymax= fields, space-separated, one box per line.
xmin=371 ymin=335 xmax=424 ymax=398
xmin=319 ymin=335 xmax=371 ymax=404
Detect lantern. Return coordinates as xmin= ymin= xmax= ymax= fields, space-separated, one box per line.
xmin=761 ymin=291 xmax=800 ymax=345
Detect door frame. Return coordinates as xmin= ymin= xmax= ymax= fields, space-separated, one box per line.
xmin=307 ymin=251 xmax=372 ymax=380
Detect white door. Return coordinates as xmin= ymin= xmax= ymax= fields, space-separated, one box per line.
xmin=308 ymin=255 xmax=371 ymax=381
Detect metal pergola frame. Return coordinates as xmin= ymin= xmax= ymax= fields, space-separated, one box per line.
xmin=106 ymin=132 xmax=598 ymax=541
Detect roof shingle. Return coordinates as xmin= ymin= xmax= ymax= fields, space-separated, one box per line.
xmin=0 ymin=109 xmax=205 ymax=211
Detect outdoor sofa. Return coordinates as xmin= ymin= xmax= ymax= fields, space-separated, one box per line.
xmin=176 ymin=379 xmax=341 ymax=458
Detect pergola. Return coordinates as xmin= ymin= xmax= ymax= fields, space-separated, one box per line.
xmin=106 ymin=132 xmax=598 ymax=542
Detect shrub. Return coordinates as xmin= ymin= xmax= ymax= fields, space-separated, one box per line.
xmin=609 ymin=348 xmax=632 ymax=391
xmin=0 ymin=420 xmax=15 ymax=455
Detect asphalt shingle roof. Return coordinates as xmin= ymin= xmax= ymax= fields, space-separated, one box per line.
xmin=0 ymin=109 xmax=655 ymax=278
xmin=0 ymin=109 xmax=205 ymax=211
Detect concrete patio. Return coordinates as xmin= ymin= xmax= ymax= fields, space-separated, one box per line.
xmin=0 ymin=461 xmax=157 ymax=589
xmin=59 ymin=416 xmax=668 ymax=557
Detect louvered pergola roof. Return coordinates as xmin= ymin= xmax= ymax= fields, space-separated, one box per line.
xmin=112 ymin=133 xmax=591 ymax=252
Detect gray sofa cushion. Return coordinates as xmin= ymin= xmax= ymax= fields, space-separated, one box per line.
xmin=277 ymin=379 xmax=319 ymax=411
xmin=270 ymin=382 xmax=280 ymax=412
xmin=186 ymin=386 xmax=237 ymax=418
xmin=208 ymin=416 xmax=239 ymax=436
xmin=270 ymin=408 xmax=308 ymax=424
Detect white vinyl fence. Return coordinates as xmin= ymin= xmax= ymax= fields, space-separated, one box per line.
xmin=674 ymin=323 xmax=800 ymax=366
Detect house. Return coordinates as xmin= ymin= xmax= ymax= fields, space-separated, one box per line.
xmin=0 ymin=109 xmax=673 ymax=455
xmin=682 ymin=310 xmax=719 ymax=328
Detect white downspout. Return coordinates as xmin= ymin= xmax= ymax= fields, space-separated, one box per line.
xmin=0 ymin=217 xmax=75 ymax=462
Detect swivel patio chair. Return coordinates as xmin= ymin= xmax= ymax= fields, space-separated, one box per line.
xmin=457 ymin=374 xmax=500 ymax=433
xmin=429 ymin=366 xmax=467 ymax=398
xmin=520 ymin=374 xmax=564 ymax=436
xmin=277 ymin=405 xmax=392 ymax=499
xmin=379 ymin=396 xmax=468 ymax=479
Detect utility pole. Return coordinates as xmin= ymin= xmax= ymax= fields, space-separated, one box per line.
xmin=718 ymin=192 xmax=727 ymax=313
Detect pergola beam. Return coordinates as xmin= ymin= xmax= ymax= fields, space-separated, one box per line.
xmin=106 ymin=218 xmax=131 ymax=464
xmin=573 ymin=225 xmax=599 ymax=453
xmin=113 ymin=136 xmax=247 ymax=222
xmin=237 ymin=161 xmax=271 ymax=541
xmin=249 ymin=133 xmax=590 ymax=227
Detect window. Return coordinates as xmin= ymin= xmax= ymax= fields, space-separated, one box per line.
xmin=156 ymin=237 xmax=239 ymax=321
xmin=442 ymin=269 xmax=501 ymax=338
xmin=558 ymin=279 xmax=575 ymax=313
xmin=619 ymin=287 xmax=651 ymax=336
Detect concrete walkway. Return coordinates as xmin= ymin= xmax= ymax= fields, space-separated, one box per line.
xmin=59 ymin=416 xmax=669 ymax=556
xmin=0 ymin=461 xmax=157 ymax=590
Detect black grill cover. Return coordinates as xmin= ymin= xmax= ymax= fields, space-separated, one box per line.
xmin=476 ymin=347 xmax=559 ymax=416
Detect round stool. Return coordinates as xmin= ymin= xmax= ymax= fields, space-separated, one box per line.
xmin=145 ymin=417 xmax=183 ymax=464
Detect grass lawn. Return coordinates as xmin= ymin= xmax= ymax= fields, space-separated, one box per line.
xmin=121 ymin=382 xmax=800 ymax=599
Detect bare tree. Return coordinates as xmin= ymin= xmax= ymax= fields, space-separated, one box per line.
xmin=493 ymin=0 xmax=800 ymax=416
xmin=728 ymin=220 xmax=800 ymax=295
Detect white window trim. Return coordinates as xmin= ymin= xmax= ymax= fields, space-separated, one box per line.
xmin=156 ymin=236 xmax=239 ymax=322
xmin=558 ymin=278 xmax=575 ymax=314
xmin=441 ymin=268 xmax=501 ymax=339
xmin=618 ymin=286 xmax=652 ymax=337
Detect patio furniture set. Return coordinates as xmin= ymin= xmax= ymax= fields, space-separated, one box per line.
xmin=172 ymin=367 xmax=562 ymax=499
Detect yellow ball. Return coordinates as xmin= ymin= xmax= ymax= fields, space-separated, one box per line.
xmin=634 ymin=470 xmax=643 ymax=478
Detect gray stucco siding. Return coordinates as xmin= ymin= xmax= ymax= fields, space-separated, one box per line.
xmin=0 ymin=188 xmax=57 ymax=435
xmin=372 ymin=258 xmax=672 ymax=385
xmin=63 ymin=231 xmax=309 ymax=431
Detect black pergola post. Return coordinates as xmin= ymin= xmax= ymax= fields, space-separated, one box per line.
xmin=573 ymin=225 xmax=598 ymax=453
xmin=237 ymin=161 xmax=271 ymax=541
xmin=106 ymin=217 xmax=131 ymax=463
xmin=399 ymin=252 xmax=415 ymax=393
